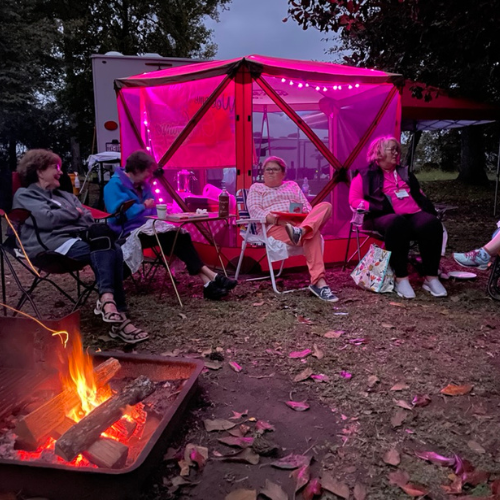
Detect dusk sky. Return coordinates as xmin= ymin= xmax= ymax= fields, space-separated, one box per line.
xmin=205 ymin=0 xmax=338 ymax=62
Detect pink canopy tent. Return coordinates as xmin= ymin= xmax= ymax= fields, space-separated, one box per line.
xmin=114 ymin=55 xmax=403 ymax=266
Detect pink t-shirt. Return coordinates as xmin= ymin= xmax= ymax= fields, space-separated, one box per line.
xmin=349 ymin=170 xmax=421 ymax=215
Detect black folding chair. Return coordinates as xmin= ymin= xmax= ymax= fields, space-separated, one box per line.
xmin=0 ymin=208 xmax=95 ymax=319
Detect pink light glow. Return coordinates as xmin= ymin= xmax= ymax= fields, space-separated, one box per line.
xmin=155 ymin=189 xmax=160 ymax=193
xmin=289 ymin=81 xmax=294 ymax=85
xmin=281 ymin=78 xmax=286 ymax=82
xmin=153 ymin=181 xmax=157 ymax=185
xmin=315 ymin=86 xmax=320 ymax=91
xmin=158 ymin=198 xmax=164 ymax=202
xmin=298 ymin=83 xmax=303 ymax=88
xmin=333 ymin=85 xmax=338 ymax=90
xmin=143 ymin=120 xmax=148 ymax=125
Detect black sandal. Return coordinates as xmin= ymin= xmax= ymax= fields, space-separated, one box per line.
xmin=94 ymin=299 xmax=126 ymax=323
xmin=109 ymin=320 xmax=149 ymax=344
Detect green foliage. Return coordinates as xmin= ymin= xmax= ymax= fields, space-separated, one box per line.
xmin=287 ymin=0 xmax=500 ymax=104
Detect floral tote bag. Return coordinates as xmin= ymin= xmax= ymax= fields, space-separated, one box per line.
xmin=350 ymin=244 xmax=394 ymax=293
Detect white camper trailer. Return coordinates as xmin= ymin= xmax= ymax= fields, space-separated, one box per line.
xmin=91 ymin=53 xmax=201 ymax=154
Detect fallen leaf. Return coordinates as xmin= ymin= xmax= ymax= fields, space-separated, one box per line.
xmin=255 ymin=420 xmax=275 ymax=434
xmin=400 ymin=483 xmax=428 ymax=497
xmin=383 ymin=448 xmax=401 ymax=466
xmin=204 ymin=419 xmax=236 ymax=432
xmin=97 ymin=334 xmax=113 ymax=342
xmin=311 ymin=373 xmax=330 ymax=383
xmin=187 ymin=445 xmax=208 ymax=469
xmin=218 ymin=436 xmax=254 ymax=448
xmin=204 ymin=360 xmax=223 ymax=370
xmin=178 ymin=458 xmax=190 ymax=476
xmin=252 ymin=301 xmax=265 ymax=307
xmin=222 ymin=448 xmax=260 ymax=465
xmin=441 ymin=474 xmax=463 ymax=494
xmin=340 ymin=370 xmax=352 ymax=379
xmin=367 ymin=375 xmax=380 ymax=388
xmin=260 ymin=479 xmax=287 ymax=500
xmin=178 ymin=312 xmax=187 ymax=320
xmin=294 ymin=367 xmax=314 ymax=382
xmin=467 ymin=440 xmax=486 ymax=454
xmin=391 ymin=409 xmax=407 ymax=428
xmin=297 ymin=315 xmax=313 ymax=324
xmin=389 ymin=301 xmax=405 ymax=307
xmin=271 ymin=453 xmax=311 ymax=470
xmin=349 ymin=338 xmax=368 ymax=345
xmin=289 ymin=349 xmax=312 ymax=359
xmin=388 ymin=470 xmax=410 ymax=487
xmin=303 ymin=477 xmax=322 ymax=500
xmin=229 ymin=410 xmax=248 ymax=420
xmin=440 ymin=383 xmax=473 ymax=396
xmin=381 ymin=323 xmax=395 ymax=329
xmin=322 ymin=472 xmax=349 ymax=499
xmin=285 ymin=400 xmax=310 ymax=411
xmin=353 ymin=482 xmax=367 ymax=500
xmin=415 ymin=450 xmax=455 ymax=466
xmin=229 ymin=361 xmax=243 ymax=373
xmin=290 ymin=465 xmax=310 ymax=492
xmin=324 ymin=330 xmax=344 ymax=338
xmin=412 ymin=394 xmax=431 ymax=407
xmin=393 ymin=399 xmax=413 ymax=410
xmin=224 ymin=489 xmax=257 ymax=500
xmin=169 ymin=475 xmax=194 ymax=492
xmin=462 ymin=469 xmax=490 ymax=486
xmin=390 ymin=382 xmax=410 ymax=391
xmin=312 ymin=343 xmax=324 ymax=359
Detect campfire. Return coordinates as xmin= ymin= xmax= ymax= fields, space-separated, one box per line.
xmin=0 ymin=312 xmax=202 ymax=499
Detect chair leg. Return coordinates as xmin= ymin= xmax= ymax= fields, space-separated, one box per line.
xmin=488 ymin=256 xmax=500 ymax=301
xmin=342 ymin=223 xmax=354 ymax=271
xmin=234 ymin=233 xmax=250 ymax=280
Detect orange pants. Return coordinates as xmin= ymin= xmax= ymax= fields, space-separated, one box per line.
xmin=267 ymin=202 xmax=332 ymax=285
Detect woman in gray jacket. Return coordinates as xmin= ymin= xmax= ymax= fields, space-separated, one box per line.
xmin=13 ymin=149 xmax=148 ymax=344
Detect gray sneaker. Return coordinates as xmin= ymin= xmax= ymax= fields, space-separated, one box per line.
xmin=285 ymin=223 xmax=303 ymax=246
xmin=453 ymin=248 xmax=491 ymax=270
xmin=309 ymin=284 xmax=339 ymax=302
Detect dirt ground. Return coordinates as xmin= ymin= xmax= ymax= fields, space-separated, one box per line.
xmin=3 ymin=179 xmax=500 ymax=500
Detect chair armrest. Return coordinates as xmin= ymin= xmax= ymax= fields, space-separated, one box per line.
xmin=236 ymin=218 xmax=265 ymax=225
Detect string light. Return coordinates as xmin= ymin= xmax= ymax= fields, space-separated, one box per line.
xmin=275 ymin=76 xmax=359 ymax=92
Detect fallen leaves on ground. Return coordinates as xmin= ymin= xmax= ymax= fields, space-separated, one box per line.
xmin=229 ymin=361 xmax=243 ymax=373
xmin=394 ymin=399 xmax=413 ymax=410
xmin=312 ymin=344 xmax=324 ymax=359
xmin=204 ymin=419 xmax=236 ymax=432
xmin=221 ymin=448 xmax=260 ymax=465
xmin=322 ymin=472 xmax=349 ymax=499
xmin=217 ymin=436 xmax=254 ymax=448
xmin=381 ymin=323 xmax=395 ymax=329
xmin=414 ymin=450 xmax=456 ymax=467
xmin=271 ymin=453 xmax=311 ymax=470
xmin=285 ymin=400 xmax=310 ymax=411
xmin=353 ymin=482 xmax=368 ymax=500
xmin=260 ymin=479 xmax=287 ymax=500
xmin=303 ymin=477 xmax=321 ymax=500
xmin=255 ymin=420 xmax=275 ymax=434
xmin=367 ymin=375 xmax=380 ymax=388
xmin=294 ymin=367 xmax=314 ymax=382
xmin=388 ymin=470 xmax=410 ymax=488
xmin=391 ymin=409 xmax=407 ymax=428
xmin=440 ymin=383 xmax=473 ymax=396
xmin=412 ymin=394 xmax=431 ymax=407
xmin=324 ymin=330 xmax=344 ymax=338
xmin=400 ymin=483 xmax=429 ymax=497
xmin=185 ymin=444 xmax=208 ymax=470
xmin=383 ymin=448 xmax=401 ymax=466
xmin=229 ymin=409 xmax=248 ymax=420
xmin=467 ymin=440 xmax=486 ymax=454
xmin=339 ymin=370 xmax=352 ymax=379
xmin=297 ymin=315 xmax=313 ymax=324
xmin=310 ymin=374 xmax=330 ymax=383
xmin=204 ymin=360 xmax=223 ymax=370
xmin=289 ymin=349 xmax=312 ymax=359
xmin=224 ymin=489 xmax=257 ymax=500
xmin=291 ymin=464 xmax=310 ymax=492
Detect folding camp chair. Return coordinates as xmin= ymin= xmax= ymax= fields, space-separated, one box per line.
xmin=0 ymin=208 xmax=96 ymax=318
xmin=233 ymin=189 xmax=309 ymax=294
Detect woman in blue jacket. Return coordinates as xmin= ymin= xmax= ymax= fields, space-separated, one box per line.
xmin=104 ymin=151 xmax=237 ymax=300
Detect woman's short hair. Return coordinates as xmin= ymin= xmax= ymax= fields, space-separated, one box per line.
xmin=17 ymin=149 xmax=62 ymax=187
xmin=125 ymin=150 xmax=157 ymax=173
xmin=262 ymin=156 xmax=286 ymax=172
xmin=366 ymin=136 xmax=401 ymax=163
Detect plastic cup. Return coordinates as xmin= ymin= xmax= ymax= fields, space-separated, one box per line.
xmin=156 ymin=204 xmax=167 ymax=220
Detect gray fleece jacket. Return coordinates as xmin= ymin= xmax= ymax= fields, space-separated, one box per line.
xmin=12 ymin=184 xmax=94 ymax=257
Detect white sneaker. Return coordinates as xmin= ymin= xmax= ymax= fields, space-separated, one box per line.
xmin=422 ymin=278 xmax=447 ymax=297
xmin=395 ymin=279 xmax=416 ymax=299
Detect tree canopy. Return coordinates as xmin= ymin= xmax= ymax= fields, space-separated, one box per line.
xmin=287 ymin=0 xmax=500 ymax=104
xmin=0 ymin=0 xmax=230 ymax=171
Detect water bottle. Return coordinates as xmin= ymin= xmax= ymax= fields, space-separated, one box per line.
xmin=353 ymin=201 xmax=365 ymax=226
xmin=218 ymin=182 xmax=229 ymax=217
xmin=493 ymin=220 xmax=500 ymax=239
xmin=302 ymin=177 xmax=310 ymax=196
xmin=73 ymin=173 xmax=81 ymax=195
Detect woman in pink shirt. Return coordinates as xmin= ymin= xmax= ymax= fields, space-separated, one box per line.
xmin=349 ymin=136 xmax=446 ymax=299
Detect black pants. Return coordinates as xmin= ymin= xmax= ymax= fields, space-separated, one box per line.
xmin=364 ymin=211 xmax=443 ymax=278
xmin=139 ymin=230 xmax=205 ymax=276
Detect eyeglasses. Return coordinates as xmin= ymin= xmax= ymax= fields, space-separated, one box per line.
xmin=385 ymin=147 xmax=399 ymax=154
xmin=264 ymin=168 xmax=282 ymax=173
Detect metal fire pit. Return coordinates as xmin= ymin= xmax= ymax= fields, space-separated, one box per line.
xmin=0 ymin=312 xmax=203 ymax=500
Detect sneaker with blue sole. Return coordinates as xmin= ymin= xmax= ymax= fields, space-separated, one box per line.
xmin=453 ymin=248 xmax=491 ymax=270
xmin=309 ymin=284 xmax=339 ymax=302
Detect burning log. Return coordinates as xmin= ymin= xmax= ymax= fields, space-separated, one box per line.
xmin=55 ymin=375 xmax=155 ymax=462
xmin=83 ymin=438 xmax=129 ymax=469
xmin=15 ymin=358 xmax=121 ymax=449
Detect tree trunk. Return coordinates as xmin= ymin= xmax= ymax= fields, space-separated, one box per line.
xmin=70 ymin=135 xmax=81 ymax=174
xmin=457 ymin=126 xmax=489 ymax=185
